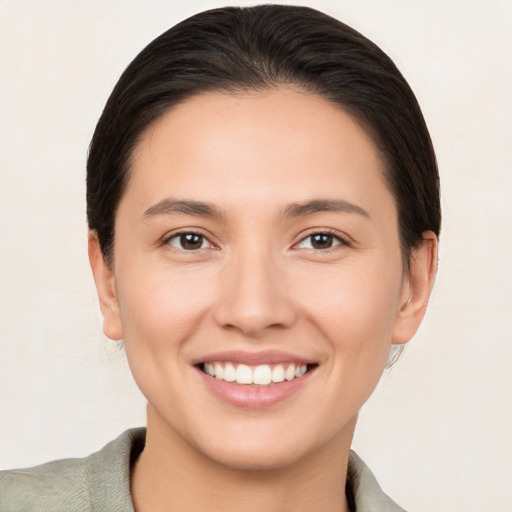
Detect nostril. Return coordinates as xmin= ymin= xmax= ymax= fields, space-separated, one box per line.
xmin=213 ymin=305 xmax=297 ymax=337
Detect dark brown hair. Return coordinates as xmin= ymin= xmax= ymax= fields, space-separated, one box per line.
xmin=87 ymin=5 xmax=440 ymax=264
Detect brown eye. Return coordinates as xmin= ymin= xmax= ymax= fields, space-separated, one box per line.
xmin=296 ymin=232 xmax=343 ymax=250
xmin=168 ymin=232 xmax=209 ymax=250
xmin=311 ymin=233 xmax=334 ymax=249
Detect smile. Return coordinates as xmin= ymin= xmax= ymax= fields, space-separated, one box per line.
xmin=195 ymin=351 xmax=319 ymax=408
xmin=203 ymin=362 xmax=309 ymax=386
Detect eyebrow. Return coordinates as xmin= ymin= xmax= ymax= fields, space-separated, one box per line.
xmin=282 ymin=199 xmax=370 ymax=219
xmin=142 ymin=197 xmax=370 ymax=221
xmin=143 ymin=199 xmax=223 ymax=220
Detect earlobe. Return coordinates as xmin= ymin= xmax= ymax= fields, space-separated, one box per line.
xmin=392 ymin=231 xmax=438 ymax=345
xmin=88 ymin=232 xmax=124 ymax=341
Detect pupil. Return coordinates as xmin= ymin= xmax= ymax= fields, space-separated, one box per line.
xmin=312 ymin=234 xmax=332 ymax=249
xmin=181 ymin=233 xmax=203 ymax=250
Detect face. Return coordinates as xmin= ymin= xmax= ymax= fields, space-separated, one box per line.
xmin=91 ymin=89 xmax=433 ymax=471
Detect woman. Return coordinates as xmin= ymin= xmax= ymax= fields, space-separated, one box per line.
xmin=0 ymin=5 xmax=439 ymax=511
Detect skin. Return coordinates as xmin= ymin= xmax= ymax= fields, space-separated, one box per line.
xmin=89 ymin=89 xmax=437 ymax=512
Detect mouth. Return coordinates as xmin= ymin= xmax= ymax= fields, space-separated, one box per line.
xmin=199 ymin=361 xmax=317 ymax=386
xmin=193 ymin=351 xmax=319 ymax=408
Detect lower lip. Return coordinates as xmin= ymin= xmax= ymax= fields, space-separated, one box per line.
xmin=197 ymin=367 xmax=315 ymax=409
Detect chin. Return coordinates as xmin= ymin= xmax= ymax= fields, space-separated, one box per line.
xmin=200 ymin=440 xmax=310 ymax=472
xmin=186 ymin=417 xmax=351 ymax=473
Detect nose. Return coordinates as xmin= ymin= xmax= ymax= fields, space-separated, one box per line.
xmin=213 ymin=250 xmax=297 ymax=337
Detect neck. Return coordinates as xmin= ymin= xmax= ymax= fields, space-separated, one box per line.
xmin=131 ymin=406 xmax=355 ymax=512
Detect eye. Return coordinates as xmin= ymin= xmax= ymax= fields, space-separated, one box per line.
xmin=166 ymin=232 xmax=212 ymax=251
xmin=296 ymin=232 xmax=345 ymax=250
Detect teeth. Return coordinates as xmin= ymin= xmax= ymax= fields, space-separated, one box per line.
xmin=295 ymin=364 xmax=307 ymax=378
xmin=205 ymin=363 xmax=215 ymax=376
xmin=214 ymin=362 xmax=224 ymax=380
xmin=223 ymin=362 xmax=236 ymax=382
xmin=253 ymin=365 xmax=272 ymax=385
xmin=284 ymin=364 xmax=295 ymax=381
xmin=203 ymin=362 xmax=310 ymax=386
xmin=236 ymin=364 xmax=253 ymax=384
xmin=271 ymin=365 xmax=285 ymax=383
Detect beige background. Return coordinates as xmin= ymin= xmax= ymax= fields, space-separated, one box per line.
xmin=1 ymin=1 xmax=511 ymax=510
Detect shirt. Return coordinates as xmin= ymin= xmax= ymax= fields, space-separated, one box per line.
xmin=0 ymin=428 xmax=406 ymax=511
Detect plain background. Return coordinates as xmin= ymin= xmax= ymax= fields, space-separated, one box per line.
xmin=0 ymin=1 xmax=511 ymax=510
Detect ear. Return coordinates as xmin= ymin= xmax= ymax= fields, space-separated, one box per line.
xmin=88 ymin=231 xmax=123 ymax=341
xmin=392 ymin=231 xmax=438 ymax=345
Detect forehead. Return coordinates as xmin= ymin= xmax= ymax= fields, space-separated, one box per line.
xmin=122 ymin=89 xmax=395 ymax=222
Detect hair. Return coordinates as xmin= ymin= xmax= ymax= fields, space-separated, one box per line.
xmin=87 ymin=4 xmax=440 ymax=266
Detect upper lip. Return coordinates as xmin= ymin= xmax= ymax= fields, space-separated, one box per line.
xmin=192 ymin=350 xmax=317 ymax=366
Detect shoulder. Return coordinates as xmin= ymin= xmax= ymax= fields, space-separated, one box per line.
xmin=0 ymin=427 xmax=145 ymax=512
xmin=0 ymin=456 xmax=91 ymax=511
xmin=347 ymin=450 xmax=407 ymax=512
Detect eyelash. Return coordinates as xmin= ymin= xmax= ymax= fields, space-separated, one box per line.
xmin=163 ymin=231 xmax=216 ymax=251
xmin=294 ymin=230 xmax=351 ymax=252
xmin=163 ymin=229 xmax=350 ymax=252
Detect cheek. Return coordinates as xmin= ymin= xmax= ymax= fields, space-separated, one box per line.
xmin=114 ymin=261 xmax=218 ymax=395
xmin=118 ymin=262 xmax=217 ymax=342
xmin=292 ymin=259 xmax=403 ymax=389
xmin=297 ymin=259 xmax=402 ymax=333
